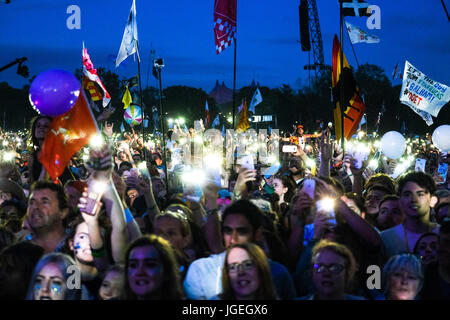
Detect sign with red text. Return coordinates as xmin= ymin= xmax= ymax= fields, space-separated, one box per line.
xmin=400 ymin=61 xmax=450 ymax=125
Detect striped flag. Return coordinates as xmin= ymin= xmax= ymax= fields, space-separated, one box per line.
xmin=331 ymin=35 xmax=366 ymax=141
xmin=236 ymin=99 xmax=250 ymax=132
xmin=205 ymin=100 xmax=211 ymax=127
xmin=82 ymin=44 xmax=111 ymax=107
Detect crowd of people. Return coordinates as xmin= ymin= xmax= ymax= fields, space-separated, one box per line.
xmin=0 ymin=116 xmax=449 ymax=301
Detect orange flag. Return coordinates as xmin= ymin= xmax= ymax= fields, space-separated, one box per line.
xmin=332 ymin=34 xmax=365 ymax=141
xmin=236 ymin=99 xmax=250 ymax=132
xmin=39 ymin=90 xmax=99 ymax=180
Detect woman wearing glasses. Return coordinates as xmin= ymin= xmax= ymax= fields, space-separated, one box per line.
xmin=297 ymin=239 xmax=365 ymax=300
xmin=219 ymin=243 xmax=277 ymax=300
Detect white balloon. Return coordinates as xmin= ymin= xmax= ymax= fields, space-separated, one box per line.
xmin=432 ymin=125 xmax=450 ymax=153
xmin=381 ymin=131 xmax=406 ymax=159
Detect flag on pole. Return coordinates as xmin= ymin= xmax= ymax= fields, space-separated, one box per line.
xmin=116 ymin=0 xmax=139 ymax=68
xmin=122 ymin=86 xmax=132 ymax=109
xmin=125 ymin=75 xmax=139 ymax=88
xmin=249 ymin=87 xmax=263 ymax=113
xmin=83 ymin=80 xmax=103 ymax=102
xmin=236 ymin=99 xmax=250 ymax=132
xmin=358 ymin=113 xmax=367 ymax=129
xmin=237 ymin=100 xmax=244 ymax=113
xmin=213 ymin=0 xmax=237 ymax=54
xmin=82 ymin=44 xmax=111 ymax=107
xmin=205 ymin=100 xmax=211 ymax=127
xmin=332 ymin=35 xmax=366 ymax=141
xmin=400 ymin=121 xmax=406 ymax=134
xmin=341 ymin=0 xmax=372 ymax=17
xmin=39 ymin=91 xmax=99 ymax=180
xmin=212 ymin=114 xmax=220 ymax=128
xmin=392 ymin=62 xmax=400 ymax=80
xmin=344 ymin=21 xmax=379 ymax=44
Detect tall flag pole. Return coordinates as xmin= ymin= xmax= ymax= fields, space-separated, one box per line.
xmin=339 ymin=0 xmax=345 ymax=150
xmin=232 ymin=38 xmax=237 ymax=129
xmin=338 ymin=0 xmax=371 ymax=149
xmin=344 ymin=20 xmax=360 ymax=69
xmin=115 ymin=0 xmax=146 ymax=159
xmin=214 ymin=0 xmax=237 ymax=127
xmin=136 ymin=40 xmax=146 ymax=160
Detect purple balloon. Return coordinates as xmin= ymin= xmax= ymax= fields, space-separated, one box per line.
xmin=29 ymin=69 xmax=81 ymax=116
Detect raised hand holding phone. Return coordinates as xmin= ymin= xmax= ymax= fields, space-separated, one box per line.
xmin=79 ymin=179 xmax=107 ymax=216
xmin=315 ymin=198 xmax=337 ymax=229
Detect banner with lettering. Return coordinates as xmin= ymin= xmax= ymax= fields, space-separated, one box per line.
xmin=400 ymin=61 xmax=450 ymax=124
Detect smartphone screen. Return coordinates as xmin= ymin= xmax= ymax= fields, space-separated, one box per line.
xmin=302 ymin=179 xmax=315 ymax=200
xmin=240 ymin=155 xmax=254 ymax=171
xmin=80 ymin=181 xmax=106 ymax=215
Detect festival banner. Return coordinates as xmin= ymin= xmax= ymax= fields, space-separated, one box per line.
xmin=400 ymin=61 xmax=450 ymax=119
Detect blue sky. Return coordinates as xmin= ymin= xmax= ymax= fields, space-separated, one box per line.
xmin=1 ymin=0 xmax=449 ymax=92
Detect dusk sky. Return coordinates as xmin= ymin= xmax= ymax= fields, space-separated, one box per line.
xmin=1 ymin=0 xmax=449 ymax=93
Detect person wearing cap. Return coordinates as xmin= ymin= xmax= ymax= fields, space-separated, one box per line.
xmin=0 ymin=178 xmax=26 ymax=207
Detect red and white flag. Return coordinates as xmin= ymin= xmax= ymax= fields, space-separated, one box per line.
xmin=205 ymin=100 xmax=211 ymax=127
xmin=83 ymin=44 xmax=111 ymax=107
xmin=214 ymin=0 xmax=236 ymax=54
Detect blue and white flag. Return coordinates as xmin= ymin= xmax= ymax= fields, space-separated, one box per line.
xmin=237 ymin=100 xmax=244 ymax=113
xmin=358 ymin=113 xmax=367 ymax=129
xmin=249 ymin=87 xmax=263 ymax=113
xmin=116 ymin=0 xmax=139 ymax=68
xmin=400 ymin=61 xmax=450 ymax=125
xmin=212 ymin=114 xmax=220 ymax=128
xmin=345 ymin=21 xmax=380 ymax=44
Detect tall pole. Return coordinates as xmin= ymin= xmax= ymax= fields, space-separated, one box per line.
xmin=136 ymin=40 xmax=146 ymax=160
xmin=232 ymin=39 xmax=237 ymax=129
xmin=339 ymin=1 xmax=345 ymax=153
xmin=157 ymin=66 xmax=169 ymax=195
xmin=344 ymin=19 xmax=360 ymax=69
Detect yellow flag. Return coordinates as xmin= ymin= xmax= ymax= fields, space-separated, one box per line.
xmin=122 ymin=86 xmax=132 ymax=109
xmin=236 ymin=99 xmax=250 ymax=132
